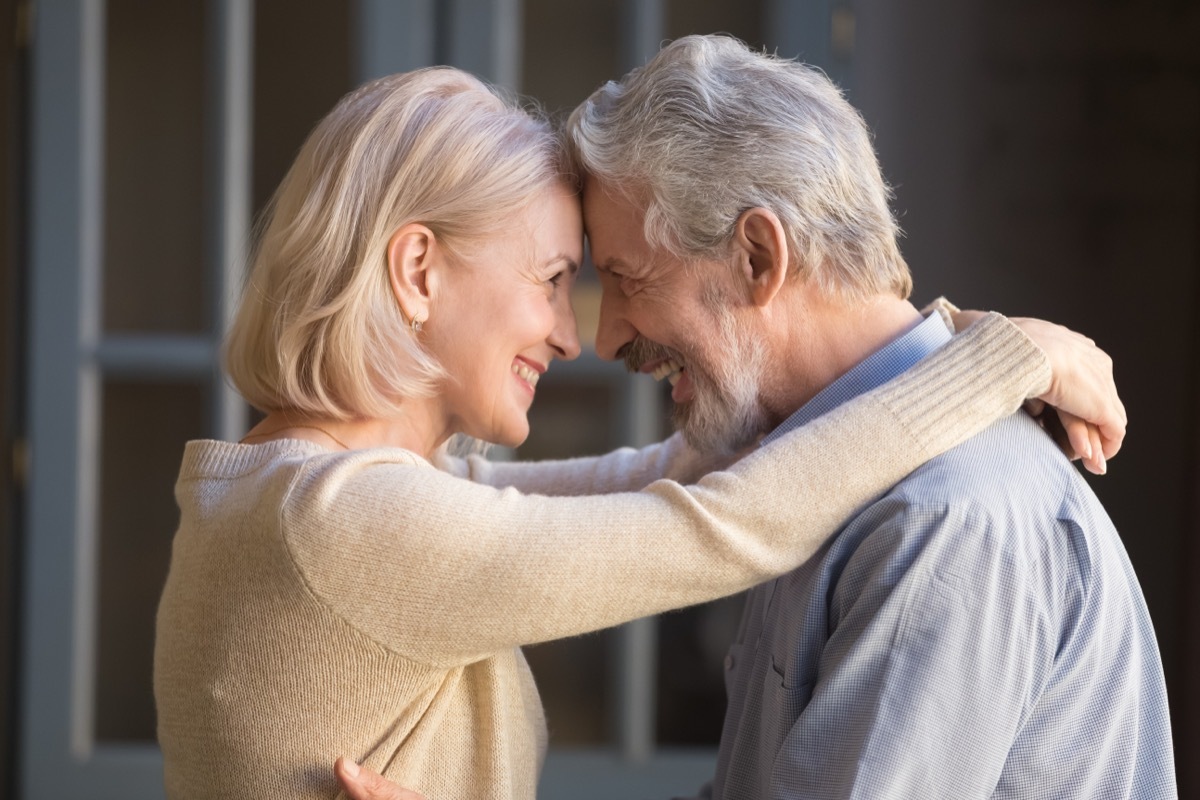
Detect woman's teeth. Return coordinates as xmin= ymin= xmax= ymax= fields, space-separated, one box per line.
xmin=513 ymin=362 xmax=540 ymax=387
xmin=652 ymin=359 xmax=684 ymax=386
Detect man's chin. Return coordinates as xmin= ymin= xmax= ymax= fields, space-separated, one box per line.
xmin=674 ymin=405 xmax=765 ymax=456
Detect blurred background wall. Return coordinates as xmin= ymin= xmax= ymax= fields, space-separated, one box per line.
xmin=2 ymin=0 xmax=1197 ymax=798
xmin=2 ymin=0 xmax=22 ymax=793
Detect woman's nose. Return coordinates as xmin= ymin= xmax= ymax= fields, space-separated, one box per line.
xmin=549 ymin=300 xmax=581 ymax=361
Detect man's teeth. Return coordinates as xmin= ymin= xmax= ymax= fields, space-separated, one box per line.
xmin=513 ymin=363 xmax=540 ymax=387
xmin=651 ymin=359 xmax=684 ymax=386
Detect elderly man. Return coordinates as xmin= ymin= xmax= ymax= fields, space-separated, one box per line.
xmin=340 ymin=34 xmax=1171 ymax=799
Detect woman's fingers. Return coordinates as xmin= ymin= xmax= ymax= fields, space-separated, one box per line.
xmin=1010 ymin=317 xmax=1126 ymax=464
xmin=1056 ymin=409 xmax=1107 ymax=475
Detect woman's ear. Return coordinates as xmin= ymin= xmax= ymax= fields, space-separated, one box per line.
xmin=386 ymin=223 xmax=437 ymax=326
xmin=732 ymin=207 xmax=789 ymax=307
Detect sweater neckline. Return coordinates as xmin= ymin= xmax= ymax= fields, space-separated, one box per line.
xmin=179 ymin=438 xmax=429 ymax=479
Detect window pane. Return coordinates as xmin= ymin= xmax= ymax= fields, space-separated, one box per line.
xmin=253 ymin=0 xmax=352 ymax=218
xmin=103 ymin=0 xmax=207 ymax=334
xmin=666 ymin=0 xmax=764 ymax=48
xmin=519 ymin=376 xmax=620 ymax=744
xmin=522 ymin=0 xmax=620 ymax=116
xmin=525 ymin=631 xmax=615 ymax=746
xmin=656 ymin=594 xmax=744 ymax=745
xmin=95 ymin=379 xmax=208 ymax=742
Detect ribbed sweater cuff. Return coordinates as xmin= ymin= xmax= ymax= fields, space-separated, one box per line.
xmin=879 ymin=312 xmax=1052 ymax=457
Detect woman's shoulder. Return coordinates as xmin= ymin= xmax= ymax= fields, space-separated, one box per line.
xmin=179 ymin=438 xmax=430 ymax=481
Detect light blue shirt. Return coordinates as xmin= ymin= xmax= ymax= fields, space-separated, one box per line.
xmin=697 ymin=313 xmax=1176 ymax=799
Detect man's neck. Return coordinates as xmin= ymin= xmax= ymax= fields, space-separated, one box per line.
xmin=757 ymin=288 xmax=924 ymax=428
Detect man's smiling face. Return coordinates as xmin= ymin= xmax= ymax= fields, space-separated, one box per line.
xmin=582 ymin=180 xmax=770 ymax=454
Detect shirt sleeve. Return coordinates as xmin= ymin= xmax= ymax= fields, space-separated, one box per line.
xmin=768 ymin=501 xmax=1056 ymax=799
xmin=281 ymin=313 xmax=1051 ymax=667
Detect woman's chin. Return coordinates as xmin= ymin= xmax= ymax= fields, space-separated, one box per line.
xmin=503 ymin=425 xmax=532 ymax=449
xmin=497 ymin=431 xmax=530 ymax=450
xmin=477 ymin=421 xmax=530 ymax=451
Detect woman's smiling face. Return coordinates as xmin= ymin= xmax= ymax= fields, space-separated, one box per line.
xmin=428 ymin=183 xmax=583 ymax=447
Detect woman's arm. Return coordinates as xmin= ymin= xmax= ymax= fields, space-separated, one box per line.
xmin=284 ymin=313 xmax=1048 ymax=667
xmin=442 ymin=309 xmax=1122 ymax=493
xmin=435 ymin=433 xmax=729 ymax=496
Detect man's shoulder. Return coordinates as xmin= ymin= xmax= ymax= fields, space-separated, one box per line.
xmin=836 ymin=411 xmax=1115 ymax=581
xmin=895 ymin=411 xmax=1097 ymax=520
xmin=840 ymin=412 xmax=1099 ymax=563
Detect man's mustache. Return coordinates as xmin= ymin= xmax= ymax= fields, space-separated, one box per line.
xmin=622 ymin=336 xmax=682 ymax=374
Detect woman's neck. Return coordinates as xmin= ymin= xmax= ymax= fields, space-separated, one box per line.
xmin=241 ymin=402 xmax=451 ymax=459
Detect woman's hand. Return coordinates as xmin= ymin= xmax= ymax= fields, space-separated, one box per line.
xmin=1014 ymin=316 xmax=1125 ymax=474
xmin=953 ymin=310 xmax=1126 ymax=475
xmin=335 ymin=757 xmax=427 ymax=800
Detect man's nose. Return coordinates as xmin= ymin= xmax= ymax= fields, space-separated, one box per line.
xmin=594 ymin=288 xmax=635 ymax=362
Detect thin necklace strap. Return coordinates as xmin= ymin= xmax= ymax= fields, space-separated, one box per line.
xmin=241 ymin=424 xmax=352 ymax=451
xmin=289 ymin=425 xmax=352 ymax=450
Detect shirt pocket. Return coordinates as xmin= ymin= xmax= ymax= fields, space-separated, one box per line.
xmin=764 ymin=661 xmax=817 ymax=787
xmin=762 ymin=654 xmax=814 ymax=749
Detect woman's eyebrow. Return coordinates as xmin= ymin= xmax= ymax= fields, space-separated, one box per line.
xmin=543 ymin=253 xmax=580 ymax=275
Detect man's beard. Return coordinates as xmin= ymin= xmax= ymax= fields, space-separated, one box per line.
xmin=623 ymin=294 xmax=768 ymax=455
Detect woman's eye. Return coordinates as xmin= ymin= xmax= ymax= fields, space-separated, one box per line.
xmin=548 ymin=271 xmax=564 ymax=287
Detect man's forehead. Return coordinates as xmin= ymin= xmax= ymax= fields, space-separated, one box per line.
xmin=581 ymin=181 xmax=652 ymax=266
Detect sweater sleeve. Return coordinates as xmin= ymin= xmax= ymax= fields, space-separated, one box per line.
xmin=283 ymin=313 xmax=1049 ymax=667
xmin=435 ymin=433 xmax=730 ymax=496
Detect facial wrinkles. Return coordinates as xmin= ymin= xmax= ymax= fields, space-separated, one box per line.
xmin=616 ymin=252 xmax=692 ymax=373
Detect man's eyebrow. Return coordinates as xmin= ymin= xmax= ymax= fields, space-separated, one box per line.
xmin=594 ymin=257 xmax=628 ymax=274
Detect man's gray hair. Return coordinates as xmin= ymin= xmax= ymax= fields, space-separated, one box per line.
xmin=567 ymin=34 xmax=912 ymax=302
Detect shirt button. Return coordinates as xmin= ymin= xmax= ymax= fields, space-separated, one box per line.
xmin=724 ymin=653 xmax=735 ymax=671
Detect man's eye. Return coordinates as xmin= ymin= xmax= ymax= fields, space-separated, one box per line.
xmin=548 ymin=271 xmax=564 ymax=287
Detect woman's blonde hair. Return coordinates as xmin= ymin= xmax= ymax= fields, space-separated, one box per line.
xmin=225 ymin=67 xmax=568 ymax=419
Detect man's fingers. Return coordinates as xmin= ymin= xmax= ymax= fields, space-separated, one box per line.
xmin=335 ymin=757 xmax=427 ymax=800
xmin=335 ymin=757 xmax=374 ymax=800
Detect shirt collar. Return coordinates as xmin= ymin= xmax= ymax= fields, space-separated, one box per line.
xmin=760 ymin=310 xmax=953 ymax=447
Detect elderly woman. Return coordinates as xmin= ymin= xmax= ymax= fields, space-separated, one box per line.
xmin=153 ymin=66 xmax=1118 ymax=800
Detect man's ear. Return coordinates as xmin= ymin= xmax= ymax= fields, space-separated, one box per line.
xmin=732 ymin=207 xmax=789 ymax=307
xmin=386 ymin=223 xmax=437 ymax=325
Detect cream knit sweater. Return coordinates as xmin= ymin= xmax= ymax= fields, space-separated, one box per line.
xmin=154 ymin=314 xmax=1050 ymax=800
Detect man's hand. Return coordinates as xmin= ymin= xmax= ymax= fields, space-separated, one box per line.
xmin=950 ymin=310 xmax=1126 ymax=475
xmin=335 ymin=757 xmax=427 ymax=800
